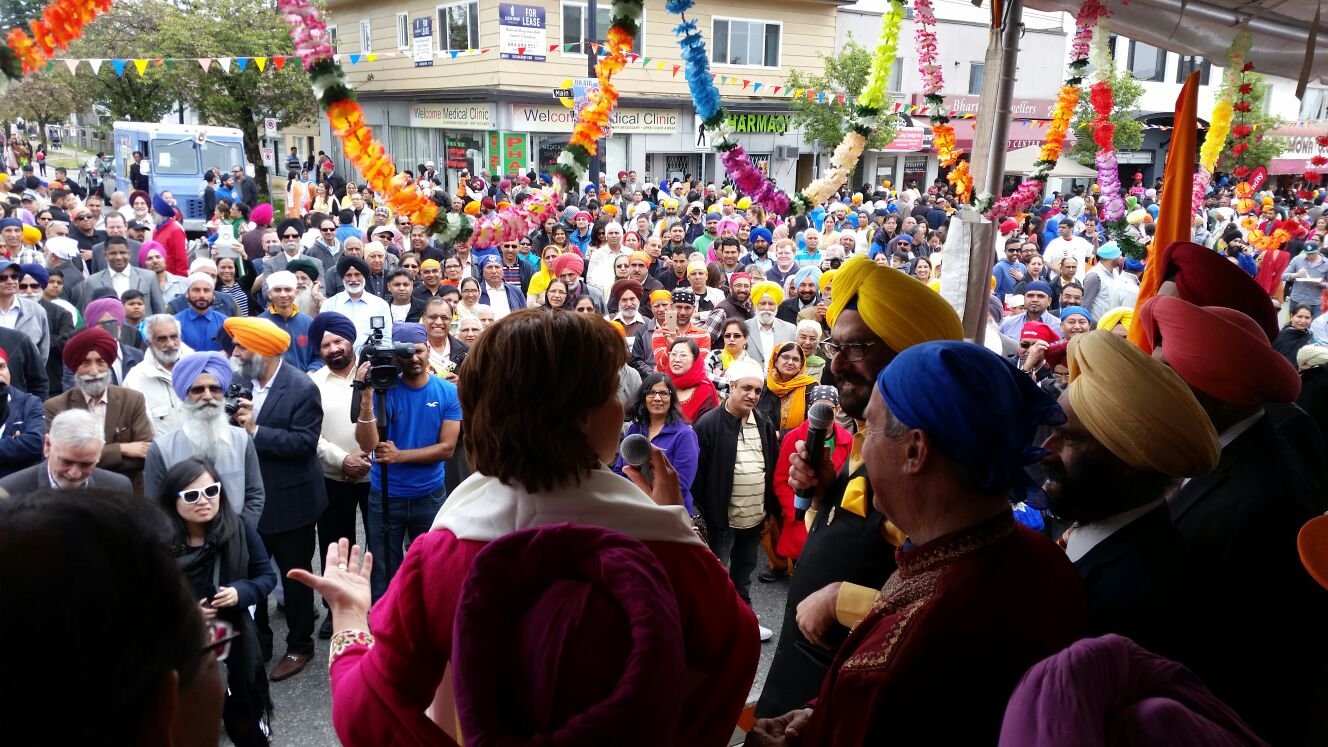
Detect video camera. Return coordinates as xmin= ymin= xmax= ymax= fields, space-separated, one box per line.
xmin=364 ymin=316 xmax=416 ymax=390
xmin=223 ymin=383 xmax=252 ymax=417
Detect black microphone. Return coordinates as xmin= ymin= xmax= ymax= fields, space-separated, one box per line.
xmin=795 ymin=402 xmax=836 ymax=521
xmin=620 ymin=433 xmax=653 ymax=486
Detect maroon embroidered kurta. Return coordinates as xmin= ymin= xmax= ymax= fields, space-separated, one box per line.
xmin=799 ymin=512 xmax=1088 ymax=745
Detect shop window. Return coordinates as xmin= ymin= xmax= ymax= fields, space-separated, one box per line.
xmin=889 ymin=57 xmax=903 ymax=93
xmin=561 ymin=2 xmax=644 ymax=56
xmin=1128 ymin=40 xmax=1166 ymax=82
xmin=1301 ymin=89 xmax=1328 ymax=121
xmin=712 ymin=17 xmax=780 ymax=68
xmin=1176 ymin=55 xmax=1211 ymax=85
xmin=397 ymin=13 xmax=410 ymax=51
xmin=359 ymin=19 xmax=371 ymax=54
xmin=437 ymin=1 xmax=479 ymax=53
xmin=968 ymin=63 xmax=983 ymax=95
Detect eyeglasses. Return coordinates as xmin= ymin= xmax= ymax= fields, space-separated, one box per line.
xmin=202 ymin=620 xmax=240 ymax=662
xmin=178 ymin=481 xmax=222 ymax=504
xmin=645 ymin=390 xmax=672 ymax=399
xmin=282 ymin=233 xmax=300 ymax=239
xmin=722 ymin=332 xmax=745 ymax=340
xmin=17 ymin=282 xmax=41 ymax=290
xmin=321 ymin=227 xmax=336 ymax=232
xmin=75 ymin=214 xmax=93 ymax=220
xmin=188 ymin=384 xmax=224 ymax=396
xmin=0 ymin=273 xmax=19 ymax=282
xmin=821 ymin=338 xmax=878 ymax=362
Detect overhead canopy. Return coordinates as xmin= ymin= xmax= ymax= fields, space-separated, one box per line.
xmin=1002 ymin=145 xmax=1099 ymax=177
xmin=1025 ymin=0 xmax=1328 ymax=88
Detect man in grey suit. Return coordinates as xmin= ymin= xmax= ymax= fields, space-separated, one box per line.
xmin=744 ymin=283 xmax=798 ymax=369
xmin=0 ymin=409 xmax=132 ymax=495
xmin=77 ymin=237 xmax=165 ymax=314
xmin=87 ymin=213 xmax=143 ymax=273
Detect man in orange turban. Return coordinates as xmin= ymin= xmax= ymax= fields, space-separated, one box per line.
xmin=1136 ymin=294 xmax=1326 ymax=744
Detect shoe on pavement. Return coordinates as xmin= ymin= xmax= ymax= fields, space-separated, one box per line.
xmin=758 ymin=568 xmax=787 ymax=583
xmin=269 ymin=653 xmax=311 ymax=682
xmin=319 ymin=615 xmax=334 ymax=640
xmin=759 ymin=625 xmax=774 ymax=642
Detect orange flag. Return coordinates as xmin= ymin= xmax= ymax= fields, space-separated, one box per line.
xmin=1129 ymin=70 xmax=1199 ymax=348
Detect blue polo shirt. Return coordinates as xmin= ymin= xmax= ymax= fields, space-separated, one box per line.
xmin=370 ymin=374 xmax=462 ymax=499
xmin=175 ymin=307 xmax=228 ymax=352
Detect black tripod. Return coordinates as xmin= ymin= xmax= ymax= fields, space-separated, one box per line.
xmin=373 ymin=387 xmax=396 ymax=584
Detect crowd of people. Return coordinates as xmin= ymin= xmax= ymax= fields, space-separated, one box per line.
xmin=0 ymin=156 xmax=1326 ymax=747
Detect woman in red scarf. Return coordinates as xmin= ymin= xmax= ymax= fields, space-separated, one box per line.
xmin=666 ymin=337 xmax=718 ymax=423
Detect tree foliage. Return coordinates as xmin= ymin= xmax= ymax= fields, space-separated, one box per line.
xmin=1070 ymin=67 xmax=1145 ymax=167
xmin=54 ymin=0 xmax=318 ymax=199
xmin=0 ymin=71 xmax=80 ymax=147
xmin=787 ymin=39 xmax=900 ymax=153
xmin=1217 ymin=71 xmax=1283 ymax=173
xmin=0 ymin=0 xmax=45 ymax=32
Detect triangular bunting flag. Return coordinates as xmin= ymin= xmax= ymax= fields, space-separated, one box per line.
xmin=348 ymin=54 xmax=361 ymax=64
xmin=255 ymin=57 xmax=267 ymax=71
xmin=629 ymin=53 xmax=638 ymax=62
xmin=273 ymin=55 xmax=286 ymax=70
xmin=773 ymin=85 xmax=781 ymax=95
xmin=43 ymin=61 xmax=54 ymax=74
xmin=111 ymin=59 xmax=127 ymax=76
xmin=654 ymin=60 xmax=664 ymax=70
xmin=753 ymin=82 xmax=762 ymax=93
xmin=133 ymin=59 xmax=148 ymax=75
xmin=742 ymin=79 xmax=750 ymax=89
xmin=153 ymin=58 xmax=164 ymax=66
xmin=811 ymin=91 xmax=820 ymax=102
xmin=236 ymin=57 xmax=249 ymax=71
xmin=449 ymin=50 xmax=459 ymax=59
xmin=517 ymin=47 xmax=525 ymax=55
xmin=199 ymin=57 xmax=212 ymax=72
xmin=63 ymin=58 xmax=79 ymax=74
xmin=671 ymin=64 xmax=679 ymax=76
xmin=548 ymin=43 xmax=558 ymax=51
xmin=366 ymin=53 xmax=378 ymax=62
xmin=218 ymin=57 xmax=231 ymax=71
xmin=480 ymin=48 xmax=489 ymax=54
xmin=89 ymin=58 xmax=103 ymax=74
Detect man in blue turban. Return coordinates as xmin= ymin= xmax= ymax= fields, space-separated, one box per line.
xmin=144 ymin=351 xmax=264 ymax=525
xmin=751 ymin=341 xmax=1087 ymax=746
xmin=999 ymin=279 xmax=1062 ymax=339
xmin=778 ymin=265 xmax=822 ymax=324
xmin=308 ymin=311 xmax=359 ymax=360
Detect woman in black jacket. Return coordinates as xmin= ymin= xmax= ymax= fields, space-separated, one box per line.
xmin=1274 ymin=304 xmax=1316 ymax=366
xmin=157 ymin=457 xmax=277 ymax=746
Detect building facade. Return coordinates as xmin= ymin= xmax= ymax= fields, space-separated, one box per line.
xmin=322 ymin=0 xmax=847 ymax=193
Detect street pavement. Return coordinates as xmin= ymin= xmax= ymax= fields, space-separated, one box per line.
xmin=250 ymin=551 xmax=791 ymax=746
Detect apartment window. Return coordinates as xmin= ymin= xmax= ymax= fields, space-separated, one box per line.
xmin=968 ymin=63 xmax=984 ymax=95
xmin=397 ymin=13 xmax=410 ymax=51
xmin=438 ymin=1 xmax=479 ymax=52
xmin=1301 ymin=88 xmax=1328 ymax=121
xmin=359 ymin=19 xmax=372 ymax=53
xmin=1176 ymin=55 xmax=1211 ymax=85
xmin=561 ymin=2 xmax=644 ymax=56
xmin=888 ymin=57 xmax=903 ymax=93
xmin=712 ymin=17 xmax=781 ymax=68
xmin=328 ymin=25 xmax=338 ymax=52
xmin=1128 ymin=40 xmax=1166 ymax=82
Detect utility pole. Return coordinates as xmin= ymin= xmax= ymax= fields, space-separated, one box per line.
xmin=586 ymin=0 xmax=600 ymax=193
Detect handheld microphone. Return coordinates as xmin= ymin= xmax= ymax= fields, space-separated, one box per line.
xmin=620 ymin=433 xmax=654 ymax=486
xmin=795 ymin=402 xmax=836 ymax=521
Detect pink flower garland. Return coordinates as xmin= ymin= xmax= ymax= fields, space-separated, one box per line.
xmin=721 ymin=145 xmax=790 ymax=215
xmin=915 ymin=0 xmax=942 ymax=97
xmin=1097 ymin=150 xmax=1126 ymax=222
xmin=278 ymin=0 xmax=335 ymax=68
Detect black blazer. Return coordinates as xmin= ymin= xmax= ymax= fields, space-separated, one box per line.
xmin=0 ymin=327 xmax=48 ymax=400
xmin=1168 ymin=414 xmax=1326 ymax=745
xmin=1073 ymin=504 xmax=1198 ymax=666
xmin=0 ymin=461 xmax=132 ymax=495
xmin=252 ymin=362 xmax=327 ymax=534
xmin=41 ymin=299 xmax=74 ymax=396
xmin=691 ymin=404 xmax=778 ymax=534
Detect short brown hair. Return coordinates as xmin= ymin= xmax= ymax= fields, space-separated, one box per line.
xmin=460 ymin=309 xmax=626 ymax=493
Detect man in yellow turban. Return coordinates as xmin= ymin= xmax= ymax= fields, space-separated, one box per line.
xmin=1040 ymin=328 xmax=1216 ymax=664
xmin=223 ymin=314 xmax=328 ymax=682
xmin=758 ymin=254 xmax=963 ymax=718
xmin=745 ymin=280 xmax=794 ymax=367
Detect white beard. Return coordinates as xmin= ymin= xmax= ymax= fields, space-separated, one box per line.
xmin=76 ymin=373 xmax=110 ymax=400
xmin=295 ymin=288 xmax=315 ymax=311
xmin=757 ymin=311 xmax=776 ymax=326
xmin=181 ymin=400 xmax=232 ymax=461
xmin=345 ymin=281 xmax=365 ymax=295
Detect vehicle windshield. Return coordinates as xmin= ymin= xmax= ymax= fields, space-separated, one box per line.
xmin=151 ymin=137 xmax=198 ymax=175
xmin=201 ymin=140 xmax=244 ymax=176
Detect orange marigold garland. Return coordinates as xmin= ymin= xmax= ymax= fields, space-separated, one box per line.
xmin=3 ymin=0 xmax=113 ymax=88
xmin=551 ymin=0 xmax=642 ymax=192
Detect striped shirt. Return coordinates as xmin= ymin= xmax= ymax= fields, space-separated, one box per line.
xmin=728 ymin=416 xmax=766 ymax=530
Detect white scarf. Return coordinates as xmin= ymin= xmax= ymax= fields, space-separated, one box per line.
xmin=432 ymin=468 xmax=703 ymax=547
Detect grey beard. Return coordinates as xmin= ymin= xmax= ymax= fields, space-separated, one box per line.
xmin=295 ymin=289 xmax=315 ymax=311
xmin=757 ymin=311 xmax=776 ymax=326
xmin=76 ymin=373 xmax=109 ymax=400
xmin=152 ymin=346 xmax=181 ymax=366
xmin=181 ymin=400 xmax=231 ymax=461
xmin=231 ymin=354 xmax=265 ymax=382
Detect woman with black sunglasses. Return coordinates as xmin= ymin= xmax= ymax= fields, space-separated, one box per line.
xmin=156 ymin=457 xmax=277 ymax=746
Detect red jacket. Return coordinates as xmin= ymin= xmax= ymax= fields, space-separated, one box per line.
xmin=154 ymin=217 xmax=188 ymax=277
xmin=774 ymin=418 xmax=852 ymax=560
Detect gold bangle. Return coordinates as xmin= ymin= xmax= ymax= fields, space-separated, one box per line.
xmin=329 ymin=629 xmax=374 ymax=668
xmin=357 ymin=417 xmax=377 ymax=424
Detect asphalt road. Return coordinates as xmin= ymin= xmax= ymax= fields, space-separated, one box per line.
xmin=248 ymin=548 xmax=791 ymax=746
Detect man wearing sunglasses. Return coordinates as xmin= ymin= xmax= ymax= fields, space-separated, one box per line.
xmin=144 ymin=351 xmax=265 ymax=525
xmin=0 ymin=258 xmax=51 ymax=362
xmin=0 ymin=408 xmax=132 ymax=493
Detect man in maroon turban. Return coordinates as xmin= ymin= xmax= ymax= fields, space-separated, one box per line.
xmin=1137 ymin=294 xmax=1327 ymax=744
xmin=44 ymin=326 xmax=153 ymax=495
xmin=1146 ymin=241 xmax=1279 ymax=345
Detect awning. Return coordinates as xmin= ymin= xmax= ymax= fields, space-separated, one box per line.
xmin=1270 ymin=157 xmax=1316 ymax=175
xmin=1002 ymin=145 xmax=1100 ymax=177
xmin=1025 ymin=0 xmax=1328 ymax=88
xmin=949 ymin=118 xmax=1072 ymax=152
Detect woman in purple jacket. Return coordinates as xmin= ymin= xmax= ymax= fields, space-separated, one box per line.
xmin=613 ymin=373 xmax=700 ymax=514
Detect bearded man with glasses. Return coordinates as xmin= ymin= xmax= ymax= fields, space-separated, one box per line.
xmin=144 ymin=351 xmax=265 ymax=524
